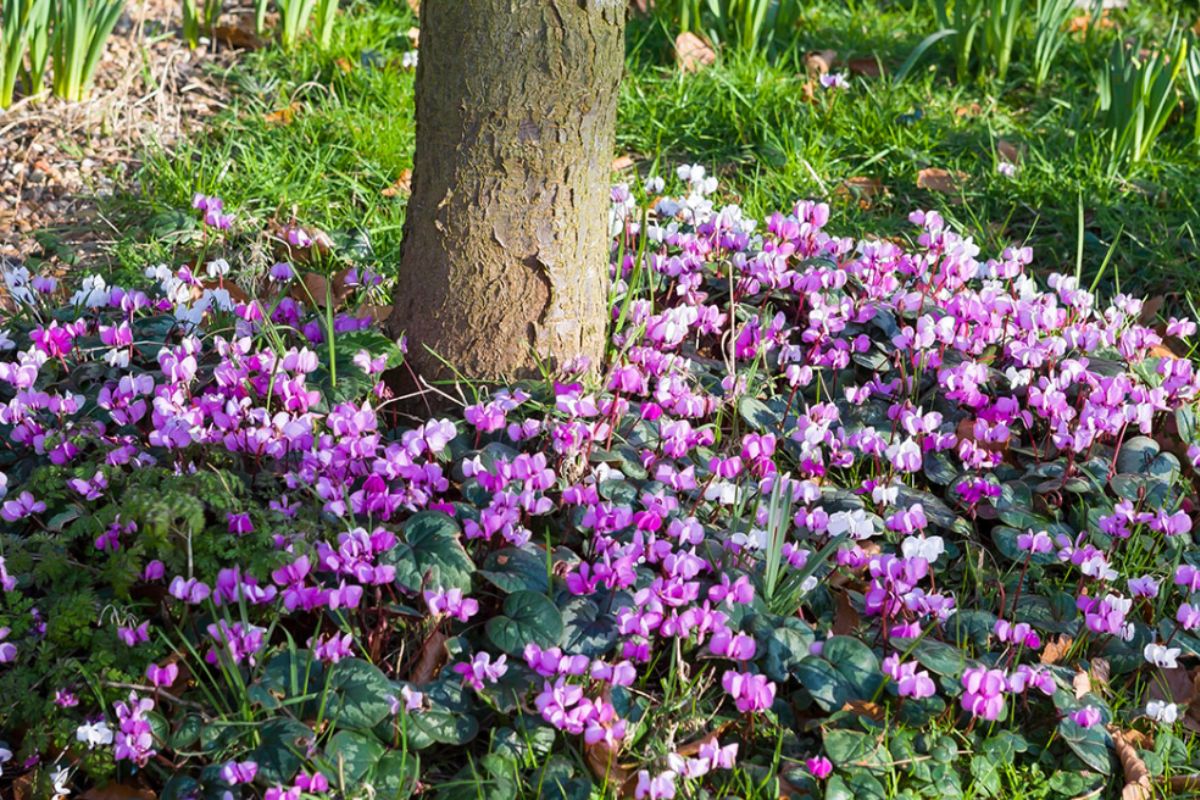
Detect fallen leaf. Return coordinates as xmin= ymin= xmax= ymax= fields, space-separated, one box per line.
xmin=1040 ymin=635 xmax=1074 ymax=664
xmin=334 ymin=57 xmax=354 ymax=73
xmin=1169 ymin=775 xmax=1200 ymax=792
xmin=848 ymin=55 xmax=881 ymax=77
xmin=1072 ymin=669 xmax=1092 ymax=699
xmin=799 ymin=79 xmax=817 ymax=104
xmin=200 ymin=279 xmax=250 ymax=305
xmin=81 ymin=785 xmax=157 ymax=800
xmin=841 ymin=699 xmax=886 ymax=721
xmin=1139 ymin=295 xmax=1165 ymax=325
xmin=407 ymin=26 xmax=420 ymax=48
xmin=831 ymin=589 xmax=860 ymax=635
xmin=291 ymin=267 xmax=351 ymax=308
xmin=381 ymin=169 xmax=413 ymax=198
xmin=997 ymin=139 xmax=1022 ymax=165
xmin=264 ymin=101 xmax=302 ymax=125
xmin=916 ymin=167 xmax=967 ymax=195
xmin=676 ymin=32 xmax=716 ymax=72
xmin=1090 ymin=657 xmax=1111 ymax=692
xmin=1068 ymin=10 xmax=1114 ymax=34
xmin=1109 ymin=727 xmax=1152 ymax=800
xmin=805 ymin=49 xmax=837 ymax=75
xmin=835 ymin=176 xmax=884 ymax=209
xmin=674 ymin=722 xmax=733 ymax=757
xmin=408 ymin=628 xmax=447 ymax=684
xmin=955 ymin=102 xmax=982 ymax=118
xmin=611 ymin=154 xmax=636 ymax=172
xmin=1146 ymin=666 xmax=1200 ymax=732
xmin=213 ymin=20 xmax=267 ymax=49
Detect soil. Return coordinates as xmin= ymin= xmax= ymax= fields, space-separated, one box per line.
xmin=0 ymin=0 xmax=242 ymax=263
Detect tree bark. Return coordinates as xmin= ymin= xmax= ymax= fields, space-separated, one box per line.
xmin=389 ymin=0 xmax=626 ymax=384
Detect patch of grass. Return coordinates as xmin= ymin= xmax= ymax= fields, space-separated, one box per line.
xmin=100 ymin=0 xmax=1200 ymax=299
xmin=102 ymin=0 xmax=417 ymax=284
xmin=620 ymin=0 xmax=1200 ymax=297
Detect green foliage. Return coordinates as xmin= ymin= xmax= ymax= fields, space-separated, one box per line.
xmin=49 ymin=0 xmax=122 ymax=101
xmin=0 ymin=0 xmax=50 ymax=107
xmin=651 ymin=0 xmax=800 ymax=59
xmin=180 ymin=0 xmax=221 ymax=49
xmin=1097 ymin=32 xmax=1189 ymax=170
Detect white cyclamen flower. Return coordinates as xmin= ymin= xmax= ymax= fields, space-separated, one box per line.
xmin=75 ymin=719 xmax=114 ymax=749
xmin=1143 ymin=642 xmax=1181 ymax=669
xmin=1146 ymin=700 xmax=1179 ymax=724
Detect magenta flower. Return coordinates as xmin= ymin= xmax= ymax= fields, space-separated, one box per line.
xmin=1 ymin=491 xmax=46 ymax=522
xmin=806 ymin=755 xmax=834 ymax=779
xmin=146 ymin=662 xmax=179 ymax=688
xmin=721 ymin=669 xmax=775 ymax=714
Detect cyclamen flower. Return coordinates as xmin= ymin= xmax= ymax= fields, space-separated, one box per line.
xmin=882 ymin=653 xmax=936 ymax=699
xmin=820 ymin=72 xmax=849 ymax=90
xmin=310 ymin=631 xmax=355 ymax=663
xmin=721 ymin=670 xmax=776 ymax=714
xmin=1017 ymin=530 xmax=1053 ymax=554
xmin=221 ymin=760 xmax=258 ymax=785
xmin=1147 ymin=700 xmax=1179 ymax=724
xmin=454 ymin=652 xmax=507 ymax=692
xmin=424 ymin=587 xmax=479 ymax=622
xmin=806 ymin=755 xmax=834 ymax=779
xmin=1 ymin=491 xmax=45 ymax=522
xmin=75 ymin=719 xmax=114 ymax=749
xmin=226 ymin=512 xmax=253 ymax=535
xmin=635 ymin=770 xmax=677 ymax=799
xmin=1070 ymin=706 xmax=1102 ymax=728
xmin=146 ymin=662 xmax=179 ymax=688
xmin=0 ymin=628 xmax=17 ymax=663
xmin=1144 ymin=642 xmax=1181 ymax=669
xmin=113 ymin=691 xmax=156 ymax=766
xmin=960 ymin=666 xmax=1007 ymax=720
xmin=117 ymin=621 xmax=149 ymax=648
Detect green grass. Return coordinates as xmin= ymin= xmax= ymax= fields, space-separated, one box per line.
xmin=95 ymin=0 xmax=1200 ymax=298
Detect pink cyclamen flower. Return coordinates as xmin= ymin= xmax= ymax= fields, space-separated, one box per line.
xmin=221 ymin=760 xmax=258 ymax=785
xmin=721 ymin=670 xmax=775 ymax=714
xmin=1 ymin=491 xmax=46 ymax=522
xmin=454 ymin=652 xmax=507 ymax=692
xmin=807 ymin=755 xmax=834 ymax=779
xmin=146 ymin=662 xmax=179 ymax=688
xmin=1071 ymin=706 xmax=1102 ymax=728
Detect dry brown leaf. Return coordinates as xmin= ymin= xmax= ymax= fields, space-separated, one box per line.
xmin=264 ymin=101 xmax=302 ymax=125
xmin=916 ymin=167 xmax=967 ymax=195
xmin=291 ymin=268 xmax=351 ymax=308
xmin=675 ymin=722 xmax=734 ymax=758
xmin=81 ymin=785 xmax=157 ymax=800
xmin=955 ymin=102 xmax=982 ymax=118
xmin=676 ymin=32 xmax=716 ymax=72
xmin=799 ymin=79 xmax=817 ymax=104
xmin=407 ymin=26 xmax=420 ymax=48
xmin=213 ymin=20 xmax=267 ymax=50
xmin=1139 ymin=294 xmax=1165 ymax=324
xmin=611 ymin=154 xmax=636 ymax=172
xmin=832 ymin=589 xmax=860 ymax=635
xmin=997 ymin=139 xmax=1022 ymax=165
xmin=200 ymin=279 xmax=250 ymax=305
xmin=1069 ymin=10 xmax=1114 ymax=34
xmin=1090 ymin=657 xmax=1111 ymax=692
xmin=835 ymin=176 xmax=884 ymax=209
xmin=409 ymin=628 xmax=447 ymax=684
xmin=1169 ymin=775 xmax=1200 ymax=792
xmin=381 ymin=169 xmax=413 ymax=198
xmin=848 ymin=55 xmax=881 ymax=77
xmin=1072 ymin=669 xmax=1092 ymax=699
xmin=842 ymin=699 xmax=886 ymax=721
xmin=1040 ymin=634 xmax=1074 ymax=664
xmin=804 ymin=49 xmax=837 ymax=75
xmin=1110 ymin=727 xmax=1152 ymax=800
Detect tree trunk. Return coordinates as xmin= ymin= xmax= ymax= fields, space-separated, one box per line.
xmin=389 ymin=0 xmax=626 ymax=385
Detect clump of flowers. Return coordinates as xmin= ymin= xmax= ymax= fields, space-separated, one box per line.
xmin=2 ymin=178 xmax=1200 ymax=795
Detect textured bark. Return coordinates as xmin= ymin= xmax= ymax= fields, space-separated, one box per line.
xmin=389 ymin=0 xmax=626 ymax=383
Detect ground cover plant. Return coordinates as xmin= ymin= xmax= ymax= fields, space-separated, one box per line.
xmin=6 ymin=170 xmax=1200 ymax=797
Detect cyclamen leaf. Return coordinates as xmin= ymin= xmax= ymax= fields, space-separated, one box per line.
xmin=486 ymin=590 xmax=564 ymax=655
